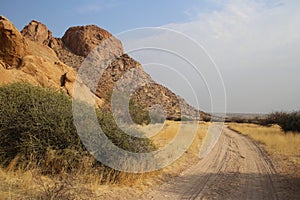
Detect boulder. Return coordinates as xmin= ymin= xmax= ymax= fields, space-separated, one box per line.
xmin=0 ymin=16 xmax=30 ymax=68
xmin=62 ymin=25 xmax=123 ymax=57
xmin=21 ymin=20 xmax=52 ymax=45
xmin=0 ymin=16 xmax=103 ymax=106
xmin=49 ymin=37 xmax=63 ymax=49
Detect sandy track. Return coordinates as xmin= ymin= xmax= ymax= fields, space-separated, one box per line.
xmin=141 ymin=125 xmax=280 ymax=200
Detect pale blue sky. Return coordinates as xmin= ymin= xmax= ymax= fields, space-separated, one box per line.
xmin=1 ymin=0 xmax=299 ymax=113
xmin=1 ymin=0 xmax=218 ymax=36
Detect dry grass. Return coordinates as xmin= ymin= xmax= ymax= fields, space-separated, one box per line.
xmin=0 ymin=155 xmax=111 ymax=199
xmin=0 ymin=120 xmax=209 ymax=199
xmin=149 ymin=121 xmax=208 ymax=176
xmin=228 ymin=123 xmax=300 ymax=175
xmin=0 ymin=157 xmax=158 ymax=199
xmin=125 ymin=120 xmax=209 ymax=188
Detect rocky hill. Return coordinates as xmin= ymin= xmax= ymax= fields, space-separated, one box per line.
xmin=0 ymin=16 xmax=209 ymax=121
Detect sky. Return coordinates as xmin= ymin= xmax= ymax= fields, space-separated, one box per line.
xmin=1 ymin=0 xmax=299 ymax=113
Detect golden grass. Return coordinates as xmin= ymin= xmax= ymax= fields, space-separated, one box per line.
xmin=0 ymin=120 xmax=209 ymax=199
xmin=0 ymin=156 xmax=108 ymax=199
xmin=128 ymin=120 xmax=209 ymax=188
xmin=228 ymin=123 xmax=300 ymax=173
xmin=150 ymin=121 xmax=208 ymax=175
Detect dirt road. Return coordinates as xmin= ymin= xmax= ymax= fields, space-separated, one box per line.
xmin=141 ymin=125 xmax=280 ymax=200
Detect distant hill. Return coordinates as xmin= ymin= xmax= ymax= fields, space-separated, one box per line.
xmin=211 ymin=112 xmax=267 ymax=123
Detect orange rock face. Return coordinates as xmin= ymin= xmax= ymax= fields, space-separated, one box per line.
xmin=21 ymin=20 xmax=52 ymax=45
xmin=0 ymin=15 xmax=103 ymax=106
xmin=62 ymin=25 xmax=123 ymax=57
xmin=0 ymin=16 xmax=30 ymax=68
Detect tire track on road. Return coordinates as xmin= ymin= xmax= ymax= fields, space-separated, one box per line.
xmin=141 ymin=124 xmax=279 ymax=200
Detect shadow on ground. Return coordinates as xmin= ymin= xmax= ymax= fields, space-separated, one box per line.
xmin=144 ymin=172 xmax=300 ymax=199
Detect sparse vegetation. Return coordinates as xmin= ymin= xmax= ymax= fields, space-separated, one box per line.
xmin=224 ymin=111 xmax=300 ymax=134
xmin=202 ymin=115 xmax=211 ymax=122
xmin=179 ymin=116 xmax=193 ymax=121
xmin=0 ymin=83 xmax=208 ymax=199
xmin=224 ymin=115 xmax=264 ymax=124
xmin=139 ymin=121 xmax=208 ymax=177
xmin=228 ymin=123 xmax=300 ymax=175
xmin=261 ymin=111 xmax=300 ymax=133
xmin=97 ymin=108 xmax=156 ymax=153
xmin=129 ymin=99 xmax=151 ymax=125
xmin=106 ymin=91 xmax=152 ymax=125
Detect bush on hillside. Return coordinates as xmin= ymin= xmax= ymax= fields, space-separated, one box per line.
xmin=0 ymin=83 xmax=83 ymax=166
xmin=105 ymin=91 xmax=152 ymax=125
xmin=96 ymin=108 xmax=156 ymax=153
xmin=0 ymin=83 xmax=155 ymax=175
xmin=129 ymin=99 xmax=151 ymax=125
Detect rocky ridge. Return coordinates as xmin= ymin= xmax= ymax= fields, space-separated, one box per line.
xmin=0 ymin=16 xmax=102 ymax=105
xmin=0 ymin=16 xmax=209 ymax=120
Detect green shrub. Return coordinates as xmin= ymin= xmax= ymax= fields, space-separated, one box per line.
xmin=0 ymin=83 xmax=83 ymax=166
xmin=97 ymin=108 xmax=156 ymax=153
xmin=262 ymin=111 xmax=300 ymax=133
xmin=179 ymin=116 xmax=193 ymax=122
xmin=149 ymin=109 xmax=165 ymax=124
xmin=128 ymin=99 xmax=150 ymax=125
xmin=0 ymin=83 xmax=155 ymax=174
xmin=108 ymin=91 xmax=151 ymax=125
xmin=202 ymin=115 xmax=211 ymax=122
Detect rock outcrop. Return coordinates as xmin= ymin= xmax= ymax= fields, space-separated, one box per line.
xmin=131 ymin=83 xmax=202 ymax=120
xmin=62 ymin=25 xmax=123 ymax=57
xmin=0 ymin=16 xmax=209 ymax=120
xmin=0 ymin=16 xmax=102 ymax=105
xmin=0 ymin=16 xmax=30 ymax=68
xmin=21 ymin=20 xmax=52 ymax=45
